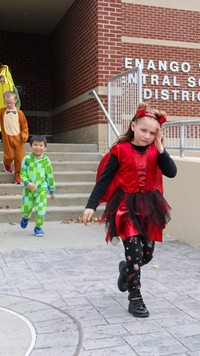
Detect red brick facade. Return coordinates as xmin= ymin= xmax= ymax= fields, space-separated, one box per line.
xmin=0 ymin=31 xmax=51 ymax=134
xmin=50 ymin=0 xmax=123 ymax=133
xmin=0 ymin=1 xmax=200 ymax=140
xmin=121 ymin=4 xmax=200 ymax=116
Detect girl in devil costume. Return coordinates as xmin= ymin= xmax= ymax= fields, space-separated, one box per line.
xmin=83 ymin=102 xmax=177 ymax=318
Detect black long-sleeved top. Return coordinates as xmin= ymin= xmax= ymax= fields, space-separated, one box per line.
xmin=86 ymin=144 xmax=177 ymax=210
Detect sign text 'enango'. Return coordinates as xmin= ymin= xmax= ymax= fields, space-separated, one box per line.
xmin=125 ymin=58 xmax=200 ymax=101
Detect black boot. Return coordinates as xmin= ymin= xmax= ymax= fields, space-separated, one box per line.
xmin=117 ymin=260 xmax=128 ymax=292
xmin=128 ymin=289 xmax=149 ymax=318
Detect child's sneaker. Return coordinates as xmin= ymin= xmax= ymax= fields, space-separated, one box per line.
xmin=20 ymin=218 xmax=29 ymax=229
xmin=15 ymin=178 xmax=23 ymax=185
xmin=34 ymin=227 xmax=44 ymax=237
xmin=2 ymin=160 xmax=13 ymax=173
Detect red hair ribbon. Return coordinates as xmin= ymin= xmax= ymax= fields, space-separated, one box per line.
xmin=135 ymin=108 xmax=166 ymax=125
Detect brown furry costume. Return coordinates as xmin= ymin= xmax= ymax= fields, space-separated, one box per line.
xmin=0 ymin=108 xmax=28 ymax=181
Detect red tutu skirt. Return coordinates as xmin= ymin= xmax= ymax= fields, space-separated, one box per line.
xmin=100 ymin=189 xmax=171 ymax=243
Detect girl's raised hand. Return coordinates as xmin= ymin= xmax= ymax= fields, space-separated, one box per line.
xmin=83 ymin=208 xmax=94 ymax=225
xmin=154 ymin=127 xmax=164 ymax=154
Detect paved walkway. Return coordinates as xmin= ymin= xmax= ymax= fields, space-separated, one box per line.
xmin=0 ymin=221 xmax=200 ymax=356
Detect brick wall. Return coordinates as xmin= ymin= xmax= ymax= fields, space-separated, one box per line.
xmin=97 ymin=0 xmax=122 ymax=84
xmin=122 ymin=5 xmax=200 ymax=43
xmin=27 ymin=115 xmax=51 ymax=136
xmin=52 ymin=0 xmax=200 ymax=138
xmin=121 ymin=3 xmax=200 ymax=117
xmin=50 ymin=0 xmax=98 ymax=108
xmin=0 ymin=30 xmax=51 ymax=134
xmin=50 ymin=0 xmax=123 ymax=134
xmin=1 ymin=2 xmax=199 ymax=140
xmin=52 ymin=99 xmax=99 ymax=134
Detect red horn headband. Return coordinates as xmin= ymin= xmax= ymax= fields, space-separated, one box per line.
xmin=135 ymin=108 xmax=166 ymax=125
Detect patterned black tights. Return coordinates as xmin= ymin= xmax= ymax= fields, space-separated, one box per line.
xmin=123 ymin=235 xmax=155 ymax=291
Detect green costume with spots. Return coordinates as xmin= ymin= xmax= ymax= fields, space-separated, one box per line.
xmin=20 ymin=153 xmax=55 ymax=228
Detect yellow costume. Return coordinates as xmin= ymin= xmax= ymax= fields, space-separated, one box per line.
xmin=0 ymin=65 xmax=21 ymax=137
xmin=0 ymin=65 xmax=17 ymax=106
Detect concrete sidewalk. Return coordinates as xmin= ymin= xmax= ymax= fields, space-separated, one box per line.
xmin=0 ymin=221 xmax=200 ymax=355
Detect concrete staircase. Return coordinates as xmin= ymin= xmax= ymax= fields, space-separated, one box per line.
xmin=0 ymin=143 xmax=103 ymax=223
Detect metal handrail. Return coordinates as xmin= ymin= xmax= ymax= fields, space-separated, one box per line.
xmin=89 ymin=89 xmax=120 ymax=138
xmin=90 ymin=67 xmax=142 ymax=147
xmin=163 ymin=120 xmax=200 ymax=157
xmin=107 ymin=66 xmax=142 ymax=147
xmin=164 ymin=119 xmax=200 ymax=126
xmin=90 ymin=85 xmax=200 ymax=158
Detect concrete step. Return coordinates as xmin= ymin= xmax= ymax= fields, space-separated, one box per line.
xmin=44 ymin=161 xmax=99 ymax=171
xmin=0 ymin=152 xmax=102 ymax=162
xmin=55 ymin=171 xmax=96 ymax=182
xmin=0 ymin=171 xmax=96 ymax=183
xmin=0 ymin=143 xmax=102 ymax=224
xmin=0 ymin=172 xmax=14 ymax=183
xmin=0 ymin=142 xmax=99 ymax=153
xmin=44 ymin=152 xmax=102 ymax=161
xmin=38 ymin=143 xmax=99 ymax=153
xmin=0 ymin=193 xmax=90 ymax=209
xmin=1 ymin=161 xmax=99 ymax=172
xmin=0 ymin=182 xmax=95 ymax=195
xmin=0 ymin=206 xmax=105 ymax=223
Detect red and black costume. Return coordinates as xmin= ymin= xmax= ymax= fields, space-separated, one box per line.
xmin=86 ymin=142 xmax=177 ymax=243
xmin=86 ymin=141 xmax=177 ymax=293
